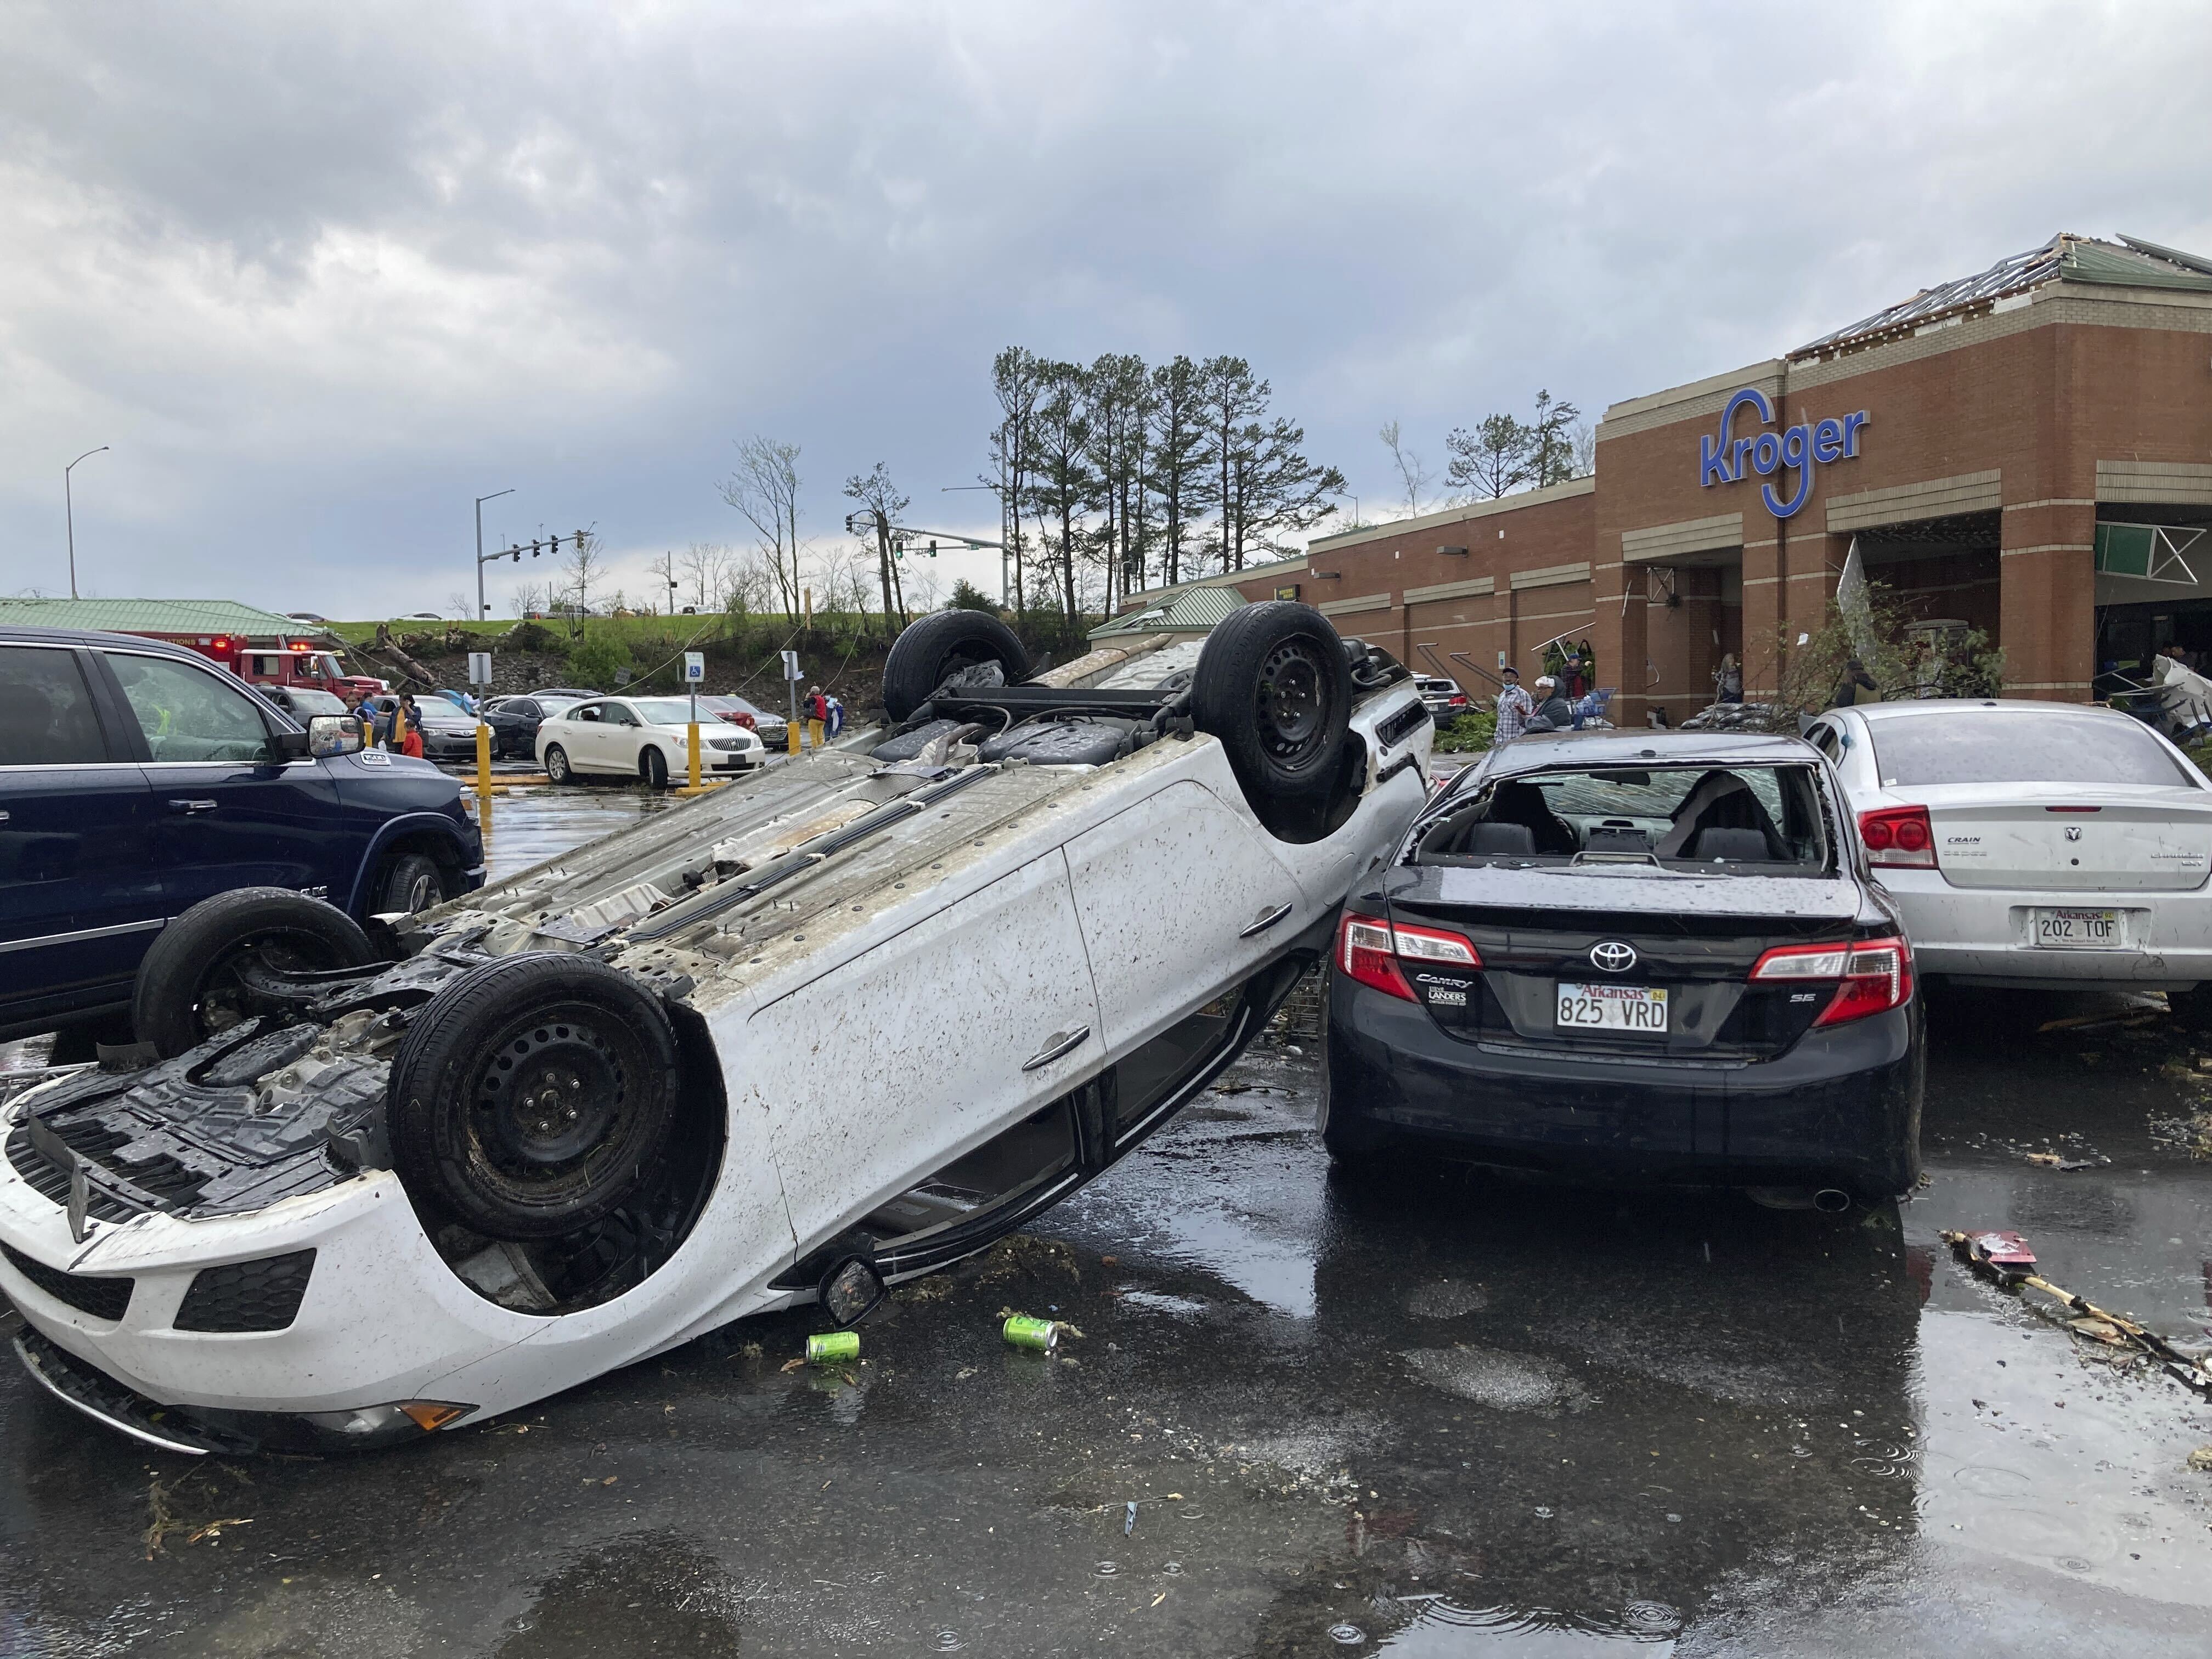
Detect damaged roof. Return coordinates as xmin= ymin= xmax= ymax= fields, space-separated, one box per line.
xmin=1792 ymin=233 xmax=2212 ymax=362
xmin=1088 ymin=584 xmax=1245 ymax=641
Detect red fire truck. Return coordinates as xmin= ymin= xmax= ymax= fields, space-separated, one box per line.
xmin=178 ymin=635 xmax=387 ymax=707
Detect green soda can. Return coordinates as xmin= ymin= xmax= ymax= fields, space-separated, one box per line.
xmin=806 ymin=1331 xmax=860 ymax=1364
xmin=1002 ymin=1314 xmax=1058 ymax=1352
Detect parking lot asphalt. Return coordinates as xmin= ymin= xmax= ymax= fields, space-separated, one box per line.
xmin=4 ymin=782 xmax=2210 ymax=1657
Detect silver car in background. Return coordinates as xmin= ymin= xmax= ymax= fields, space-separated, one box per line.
xmin=1804 ymin=699 xmax=2212 ymax=995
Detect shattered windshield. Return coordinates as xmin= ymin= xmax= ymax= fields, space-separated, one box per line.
xmin=1412 ymin=763 xmax=1833 ymax=873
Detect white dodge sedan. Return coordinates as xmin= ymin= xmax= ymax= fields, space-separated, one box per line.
xmin=1804 ymin=699 xmax=2212 ymax=995
xmin=537 ymin=694 xmax=765 ymax=786
xmin=0 ymin=603 xmax=1432 ymax=1453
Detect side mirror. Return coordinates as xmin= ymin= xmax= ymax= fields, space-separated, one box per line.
xmin=271 ymin=728 xmax=312 ymax=761
xmin=308 ymin=715 xmax=365 ymax=758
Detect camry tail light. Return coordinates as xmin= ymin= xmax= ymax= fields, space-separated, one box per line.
xmin=1750 ymin=935 xmax=1913 ymax=1027
xmin=1338 ymin=913 xmax=1482 ymax=1001
xmin=1858 ymin=805 xmax=1934 ymax=867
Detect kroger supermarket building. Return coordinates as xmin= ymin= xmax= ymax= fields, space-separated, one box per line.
xmin=1132 ymin=233 xmax=2212 ymax=723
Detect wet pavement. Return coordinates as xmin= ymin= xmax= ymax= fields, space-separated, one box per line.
xmin=4 ymin=786 xmax=2210 ymax=1656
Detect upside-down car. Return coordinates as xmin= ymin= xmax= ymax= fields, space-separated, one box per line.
xmin=1 ymin=603 xmax=1431 ymax=1452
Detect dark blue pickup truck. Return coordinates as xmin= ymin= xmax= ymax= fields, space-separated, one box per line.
xmin=0 ymin=626 xmax=483 ymax=1049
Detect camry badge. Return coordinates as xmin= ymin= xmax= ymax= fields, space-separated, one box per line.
xmin=1590 ymin=940 xmax=1637 ymax=973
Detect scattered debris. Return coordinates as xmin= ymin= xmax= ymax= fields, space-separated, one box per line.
xmin=2024 ymin=1152 xmax=2095 ymax=1171
xmin=977 ymin=1234 xmax=1082 ymax=1286
xmin=1942 ymin=1231 xmax=2212 ymax=1397
xmin=2188 ymin=1446 xmax=2212 ymax=1474
xmin=1002 ymin=1313 xmax=1079 ymax=1352
xmin=1125 ymin=1501 xmax=1138 ymax=1536
xmin=806 ymin=1331 xmax=860 ymax=1365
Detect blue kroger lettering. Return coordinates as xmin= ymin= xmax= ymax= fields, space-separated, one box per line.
xmin=1698 ymin=387 xmax=1867 ymax=518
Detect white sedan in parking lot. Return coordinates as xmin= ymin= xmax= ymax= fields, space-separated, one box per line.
xmin=537 ymin=694 xmax=766 ymax=786
xmin=1804 ymin=699 xmax=2212 ymax=994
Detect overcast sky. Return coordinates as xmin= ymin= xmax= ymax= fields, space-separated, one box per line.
xmin=4 ymin=1 xmax=2209 ymax=619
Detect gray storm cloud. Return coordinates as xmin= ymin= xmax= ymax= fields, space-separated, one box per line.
xmin=2 ymin=0 xmax=2207 ymax=613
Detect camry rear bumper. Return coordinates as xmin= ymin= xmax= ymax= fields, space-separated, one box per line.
xmin=1877 ymin=871 xmax=2212 ymax=989
xmin=1325 ymin=978 xmax=1921 ymax=1197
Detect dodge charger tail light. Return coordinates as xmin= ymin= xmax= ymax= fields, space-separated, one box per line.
xmin=1750 ymin=936 xmax=1913 ymax=1026
xmin=1339 ymin=914 xmax=1482 ymax=1002
xmin=1858 ymin=805 xmax=1934 ymax=868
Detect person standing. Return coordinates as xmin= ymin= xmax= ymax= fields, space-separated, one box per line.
xmin=1494 ymin=667 xmax=1534 ymax=744
xmin=804 ymin=686 xmax=827 ymax=751
xmin=1527 ymin=675 xmax=1574 ymax=731
xmin=1716 ymin=653 xmax=1743 ymax=704
xmin=398 ymin=694 xmax=425 ymax=758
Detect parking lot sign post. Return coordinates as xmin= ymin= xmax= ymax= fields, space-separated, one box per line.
xmin=683 ymin=652 xmax=706 ymax=789
xmin=782 ymin=650 xmax=803 ymax=754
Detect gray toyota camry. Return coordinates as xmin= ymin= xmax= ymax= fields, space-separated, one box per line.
xmin=1324 ymin=729 xmax=1922 ymax=1208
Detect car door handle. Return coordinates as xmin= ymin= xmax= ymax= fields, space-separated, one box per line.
xmin=167 ymin=799 xmax=220 ymax=815
xmin=1239 ymin=901 xmax=1295 ymax=939
xmin=1021 ymin=1027 xmax=1091 ymax=1071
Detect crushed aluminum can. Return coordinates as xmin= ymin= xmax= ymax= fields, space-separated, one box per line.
xmin=1963 ymin=1231 xmax=2038 ymax=1284
xmin=1002 ymin=1314 xmax=1059 ymax=1353
xmin=806 ymin=1331 xmax=860 ymax=1365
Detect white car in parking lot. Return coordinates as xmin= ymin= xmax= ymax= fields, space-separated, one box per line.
xmin=1804 ymin=699 xmax=2212 ymax=994
xmin=0 ymin=603 xmax=1432 ymax=1453
xmin=537 ymin=694 xmax=766 ymax=786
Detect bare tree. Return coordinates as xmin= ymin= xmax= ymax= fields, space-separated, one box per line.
xmin=509 ymin=581 xmax=547 ymax=618
xmin=681 ymin=543 xmax=732 ymax=612
xmin=645 ymin=550 xmax=681 ymax=614
xmin=719 ymin=436 xmax=804 ymax=617
xmin=1379 ymin=420 xmax=1432 ymax=517
xmin=1569 ymin=416 xmax=1598 ymax=480
xmin=445 ymin=591 xmax=475 ymax=621
xmin=843 ymin=462 xmax=912 ymax=633
xmin=719 ymin=548 xmax=775 ymax=616
xmin=561 ymin=532 xmax=606 ymax=627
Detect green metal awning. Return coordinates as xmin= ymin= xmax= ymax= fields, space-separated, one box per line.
xmin=0 ymin=597 xmax=314 ymax=639
xmin=2094 ymin=522 xmax=2204 ymax=583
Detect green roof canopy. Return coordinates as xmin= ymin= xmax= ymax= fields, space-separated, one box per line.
xmin=1088 ymin=585 xmax=1246 ymax=641
xmin=0 ymin=597 xmax=315 ymax=639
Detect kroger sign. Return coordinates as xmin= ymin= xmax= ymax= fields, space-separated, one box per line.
xmin=1698 ymin=388 xmax=1868 ymax=518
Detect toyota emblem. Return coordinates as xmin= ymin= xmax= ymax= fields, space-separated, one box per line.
xmin=1590 ymin=940 xmax=1637 ymax=973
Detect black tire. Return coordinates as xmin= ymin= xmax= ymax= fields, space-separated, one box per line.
xmin=544 ymin=743 xmax=574 ymax=785
xmin=133 ymin=888 xmax=379 ymax=1059
xmin=881 ymin=610 xmax=1032 ymax=722
xmin=386 ymin=953 xmax=681 ymax=1240
xmin=1191 ymin=601 xmax=1352 ymax=805
xmin=640 ymin=746 xmax=669 ymax=788
xmin=370 ymin=851 xmax=444 ymax=915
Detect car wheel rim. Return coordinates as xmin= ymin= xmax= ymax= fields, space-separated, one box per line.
xmin=405 ymin=872 xmax=436 ymax=912
xmin=1255 ymin=638 xmax=1330 ymax=767
xmin=473 ymin=1015 xmax=629 ymax=1174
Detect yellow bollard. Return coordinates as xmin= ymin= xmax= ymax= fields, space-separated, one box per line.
xmin=687 ymin=721 xmax=702 ymax=791
xmin=476 ymin=721 xmax=493 ymax=797
xmin=787 ymin=720 xmax=801 ymax=757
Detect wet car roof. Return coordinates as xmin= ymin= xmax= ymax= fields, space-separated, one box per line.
xmin=1485 ymin=729 xmax=1821 ymax=772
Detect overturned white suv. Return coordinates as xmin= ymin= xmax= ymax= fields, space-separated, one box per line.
xmin=1 ymin=603 xmax=1431 ymax=1452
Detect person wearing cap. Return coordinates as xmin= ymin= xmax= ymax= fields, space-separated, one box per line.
xmin=1494 ymin=665 xmax=1535 ymax=743
xmin=1526 ymin=675 xmax=1574 ymax=732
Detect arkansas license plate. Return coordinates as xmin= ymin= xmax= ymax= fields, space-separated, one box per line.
xmin=1556 ymin=983 xmax=1669 ymax=1032
xmin=2033 ymin=908 xmax=2124 ymax=950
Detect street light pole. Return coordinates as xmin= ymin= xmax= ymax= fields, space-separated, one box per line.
xmin=64 ymin=447 xmax=109 ymax=600
xmin=475 ymin=489 xmax=515 ymax=621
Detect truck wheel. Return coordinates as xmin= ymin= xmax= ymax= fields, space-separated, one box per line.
xmin=640 ymin=747 xmax=669 ymax=788
xmin=1192 ymin=601 xmax=1352 ymax=807
xmin=371 ymin=851 xmax=444 ymax=915
xmin=133 ymin=889 xmax=380 ymax=1058
xmin=881 ymin=611 xmax=1032 ymax=722
xmin=544 ymin=744 xmax=574 ymax=784
xmin=386 ymin=953 xmax=680 ymax=1240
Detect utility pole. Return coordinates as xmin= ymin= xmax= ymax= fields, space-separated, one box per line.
xmin=64 ymin=447 xmax=109 ymax=600
xmin=475 ymin=489 xmax=515 ymax=620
